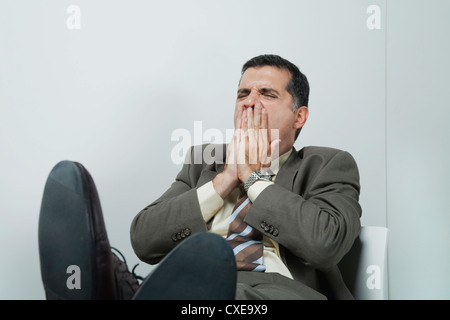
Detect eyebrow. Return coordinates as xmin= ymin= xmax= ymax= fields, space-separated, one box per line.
xmin=237 ymin=88 xmax=280 ymax=96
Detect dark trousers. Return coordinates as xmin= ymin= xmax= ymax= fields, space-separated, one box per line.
xmin=135 ymin=232 xmax=326 ymax=300
xmin=236 ymin=271 xmax=326 ymax=300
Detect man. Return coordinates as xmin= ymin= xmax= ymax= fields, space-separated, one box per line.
xmin=130 ymin=54 xmax=362 ymax=299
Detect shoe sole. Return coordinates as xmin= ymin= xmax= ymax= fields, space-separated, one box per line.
xmin=133 ymin=232 xmax=237 ymax=300
xmin=38 ymin=161 xmax=116 ymax=299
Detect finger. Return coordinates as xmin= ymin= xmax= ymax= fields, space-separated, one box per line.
xmin=234 ymin=105 xmax=243 ymax=129
xmin=261 ymin=137 xmax=281 ymax=170
xmin=240 ymin=108 xmax=248 ymax=133
xmin=246 ymin=108 xmax=258 ymax=165
xmin=259 ymin=127 xmax=269 ymax=167
xmin=253 ymin=103 xmax=261 ymax=131
xmin=246 ymin=107 xmax=254 ymax=130
xmin=260 ymin=107 xmax=268 ymax=130
xmin=227 ymin=128 xmax=238 ymax=165
xmin=264 ymin=138 xmax=280 ymax=171
xmin=270 ymin=138 xmax=281 ymax=161
xmin=258 ymin=108 xmax=269 ymax=166
xmin=237 ymin=127 xmax=246 ymax=166
xmin=247 ymin=107 xmax=258 ymax=139
xmin=253 ymin=105 xmax=262 ymax=162
xmin=256 ymin=108 xmax=268 ymax=166
xmin=248 ymin=133 xmax=258 ymax=165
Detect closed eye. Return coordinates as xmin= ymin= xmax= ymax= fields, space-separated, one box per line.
xmin=236 ymin=88 xmax=279 ymax=99
xmin=260 ymin=88 xmax=279 ymax=98
xmin=237 ymin=89 xmax=250 ymax=99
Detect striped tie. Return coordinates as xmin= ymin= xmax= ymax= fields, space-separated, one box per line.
xmin=226 ymin=195 xmax=266 ymax=272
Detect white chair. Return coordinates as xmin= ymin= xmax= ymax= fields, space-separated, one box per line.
xmin=338 ymin=226 xmax=389 ymax=300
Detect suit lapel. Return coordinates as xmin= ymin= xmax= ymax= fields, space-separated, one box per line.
xmin=274 ymin=147 xmax=302 ymax=267
xmin=274 ymin=147 xmax=301 ymax=191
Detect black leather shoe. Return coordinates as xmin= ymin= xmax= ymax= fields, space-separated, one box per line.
xmin=133 ymin=232 xmax=237 ymax=300
xmin=111 ymin=246 xmax=143 ymax=300
xmin=38 ymin=160 xmax=140 ymax=299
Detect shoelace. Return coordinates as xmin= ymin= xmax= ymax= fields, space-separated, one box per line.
xmin=111 ymin=246 xmax=144 ymax=283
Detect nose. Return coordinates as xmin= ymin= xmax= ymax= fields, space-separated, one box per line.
xmin=242 ymin=89 xmax=260 ymax=110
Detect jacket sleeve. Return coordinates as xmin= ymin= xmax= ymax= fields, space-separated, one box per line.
xmin=244 ymin=150 xmax=362 ymax=271
xmin=129 ymin=146 xmax=208 ymax=265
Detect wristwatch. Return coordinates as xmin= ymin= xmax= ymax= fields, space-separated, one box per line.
xmin=244 ymin=170 xmax=273 ymax=192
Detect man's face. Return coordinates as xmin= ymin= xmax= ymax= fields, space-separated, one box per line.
xmin=236 ymin=66 xmax=300 ymax=155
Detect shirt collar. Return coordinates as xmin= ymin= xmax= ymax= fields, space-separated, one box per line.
xmin=270 ymin=148 xmax=293 ymax=176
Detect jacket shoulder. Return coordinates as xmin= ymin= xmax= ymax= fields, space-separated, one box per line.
xmin=294 ymin=146 xmax=359 ymax=172
xmin=297 ymin=146 xmax=353 ymax=160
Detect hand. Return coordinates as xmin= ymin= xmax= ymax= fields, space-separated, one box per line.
xmin=237 ymin=103 xmax=281 ymax=183
xmin=212 ymin=105 xmax=244 ymax=199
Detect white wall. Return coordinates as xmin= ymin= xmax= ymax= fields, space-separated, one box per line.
xmin=386 ymin=0 xmax=450 ymax=299
xmin=0 ymin=0 xmax=448 ymax=299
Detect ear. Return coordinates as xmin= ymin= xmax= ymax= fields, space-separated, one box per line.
xmin=293 ymin=106 xmax=309 ymax=130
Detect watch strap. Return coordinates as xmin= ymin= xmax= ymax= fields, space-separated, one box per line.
xmin=244 ymin=170 xmax=273 ymax=192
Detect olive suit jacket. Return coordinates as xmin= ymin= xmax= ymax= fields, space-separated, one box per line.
xmin=130 ymin=144 xmax=362 ymax=299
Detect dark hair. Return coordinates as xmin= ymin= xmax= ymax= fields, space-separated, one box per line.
xmin=241 ymin=54 xmax=309 ymax=140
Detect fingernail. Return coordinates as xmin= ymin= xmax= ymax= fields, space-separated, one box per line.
xmin=262 ymin=108 xmax=267 ymax=114
xmin=256 ymin=103 xmax=262 ymax=109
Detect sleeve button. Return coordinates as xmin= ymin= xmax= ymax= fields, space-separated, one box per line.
xmin=260 ymin=221 xmax=267 ymax=229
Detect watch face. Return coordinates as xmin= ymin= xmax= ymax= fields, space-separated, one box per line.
xmin=258 ymin=169 xmax=269 ymax=176
xmin=256 ymin=170 xmax=273 ymax=181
